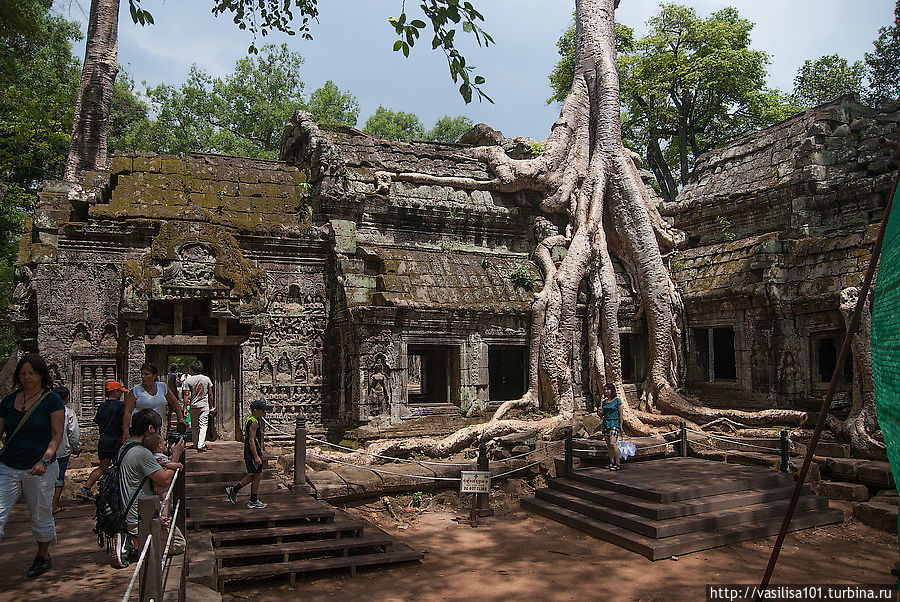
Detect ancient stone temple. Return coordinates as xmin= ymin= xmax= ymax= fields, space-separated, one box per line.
xmin=11 ymin=95 xmax=896 ymax=443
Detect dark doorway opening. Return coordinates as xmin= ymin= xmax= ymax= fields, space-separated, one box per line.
xmin=689 ymin=326 xmax=737 ymax=382
xmin=489 ymin=345 xmax=527 ymax=401
xmin=811 ymin=332 xmax=852 ymax=387
xmin=712 ymin=327 xmax=736 ymax=380
xmin=407 ymin=345 xmax=459 ymax=404
xmin=619 ymin=333 xmax=648 ymax=383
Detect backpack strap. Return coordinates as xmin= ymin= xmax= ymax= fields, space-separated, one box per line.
xmin=117 ymin=440 xmax=151 ymax=520
xmin=0 ymin=390 xmax=52 ymax=459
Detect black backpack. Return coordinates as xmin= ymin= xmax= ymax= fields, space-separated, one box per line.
xmin=93 ymin=440 xmax=149 ymax=548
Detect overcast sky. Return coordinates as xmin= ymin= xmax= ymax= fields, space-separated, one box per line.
xmin=58 ymin=0 xmax=895 ymax=140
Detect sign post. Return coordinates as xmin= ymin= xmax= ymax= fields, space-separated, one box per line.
xmin=461 ymin=446 xmax=493 ymax=526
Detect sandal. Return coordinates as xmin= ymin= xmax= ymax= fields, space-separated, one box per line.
xmin=52 ymin=506 xmax=66 ymax=514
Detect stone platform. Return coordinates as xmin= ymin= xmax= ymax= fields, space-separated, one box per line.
xmin=521 ymin=457 xmax=843 ymax=560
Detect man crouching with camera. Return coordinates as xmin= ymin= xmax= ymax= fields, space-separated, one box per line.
xmin=114 ymin=408 xmax=185 ymax=567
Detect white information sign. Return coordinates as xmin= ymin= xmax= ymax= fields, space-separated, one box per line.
xmin=460 ymin=470 xmax=491 ymax=494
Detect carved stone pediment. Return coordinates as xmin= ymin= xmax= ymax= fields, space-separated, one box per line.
xmin=121 ymin=222 xmax=267 ymax=320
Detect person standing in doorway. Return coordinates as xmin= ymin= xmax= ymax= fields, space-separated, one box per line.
xmin=183 ymin=360 xmax=215 ymax=452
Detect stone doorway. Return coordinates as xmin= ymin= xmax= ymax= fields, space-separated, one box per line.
xmin=488 ymin=345 xmax=527 ymax=401
xmin=146 ymin=344 xmax=242 ymax=440
xmin=407 ymin=345 xmax=460 ymax=405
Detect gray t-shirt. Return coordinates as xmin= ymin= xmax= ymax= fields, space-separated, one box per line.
xmin=183 ymin=374 xmax=213 ymax=407
xmin=119 ymin=441 xmax=163 ymax=525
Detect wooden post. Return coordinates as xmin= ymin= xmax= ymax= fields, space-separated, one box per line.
xmin=293 ymin=408 xmax=309 ymax=494
xmin=175 ymin=450 xmax=186 ymax=533
xmin=138 ymin=496 xmax=163 ymax=602
xmin=680 ymin=421 xmax=688 ymax=457
xmin=564 ymin=427 xmax=573 ymax=476
xmin=780 ymin=430 xmax=790 ymax=473
xmin=474 ymin=445 xmax=493 ymax=518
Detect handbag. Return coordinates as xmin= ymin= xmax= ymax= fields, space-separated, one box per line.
xmin=616 ymin=438 xmax=637 ymax=461
xmin=0 ymin=389 xmax=52 ymax=458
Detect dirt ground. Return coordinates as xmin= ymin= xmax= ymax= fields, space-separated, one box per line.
xmin=225 ymin=483 xmax=899 ymax=602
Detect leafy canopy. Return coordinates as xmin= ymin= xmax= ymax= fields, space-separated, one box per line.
xmin=426 ymin=115 xmax=474 ymax=142
xmin=548 ymin=3 xmax=795 ymax=200
xmin=792 ymin=54 xmax=866 ymax=108
xmin=865 ymin=1 xmax=900 ymax=105
xmin=126 ymin=0 xmax=493 ymax=104
xmin=113 ymin=44 xmax=360 ymax=159
xmin=0 ymin=0 xmax=82 ymax=359
xmin=363 ymin=106 xmax=425 ymax=142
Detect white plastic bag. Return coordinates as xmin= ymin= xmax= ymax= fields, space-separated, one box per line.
xmin=616 ymin=439 xmax=637 ymax=461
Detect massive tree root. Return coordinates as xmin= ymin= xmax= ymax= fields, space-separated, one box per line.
xmin=826 ymin=287 xmax=886 ymax=459
xmin=363 ymin=0 xmax=805 ymax=460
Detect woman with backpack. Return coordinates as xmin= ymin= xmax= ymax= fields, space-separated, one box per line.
xmin=0 ymin=354 xmax=65 ymax=578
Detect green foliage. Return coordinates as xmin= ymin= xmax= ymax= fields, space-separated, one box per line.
xmin=389 ymin=1 xmax=494 ymax=103
xmin=108 ymin=68 xmax=150 ymax=152
xmin=0 ymin=0 xmax=82 ymax=359
xmin=529 ymin=141 xmax=545 ymax=157
xmin=548 ymin=4 xmax=796 ymax=200
xmin=411 ymin=490 xmax=425 ymax=507
xmin=363 ymin=106 xmax=425 ymax=142
xmin=306 ymin=80 xmax=359 ymax=128
xmin=792 ymin=54 xmax=866 ymax=108
xmin=865 ymin=2 xmax=900 ymax=106
xmin=117 ymin=44 xmax=306 ymax=158
xmin=128 ymin=0 xmax=488 ymax=104
xmin=509 ymin=263 xmax=534 ymax=291
xmin=425 ymin=115 xmax=473 ymax=142
xmin=716 ymin=215 xmax=735 ymax=241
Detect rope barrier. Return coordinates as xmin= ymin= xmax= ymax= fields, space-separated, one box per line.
xmin=122 ymin=534 xmax=153 ymax=601
xmin=305 ymin=435 xmax=472 ymax=467
xmin=161 ymin=468 xmax=180 ymax=507
xmin=160 ymin=500 xmax=181 ymax=571
xmin=307 ymin=451 xmax=462 ymax=481
xmin=492 ymin=457 xmax=552 ymax=479
xmin=686 ymin=428 xmax=784 ymax=453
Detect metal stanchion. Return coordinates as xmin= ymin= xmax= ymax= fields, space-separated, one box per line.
xmin=293 ymin=409 xmax=309 ymax=494
xmin=564 ymin=427 xmax=573 ymax=476
xmin=680 ymin=421 xmax=688 ymax=457
xmin=780 ymin=430 xmax=790 ymax=473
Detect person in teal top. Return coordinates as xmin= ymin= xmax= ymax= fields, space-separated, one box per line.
xmin=600 ymin=383 xmax=622 ymax=470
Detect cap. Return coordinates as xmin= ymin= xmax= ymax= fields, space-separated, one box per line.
xmin=250 ymin=399 xmax=272 ymax=411
xmin=105 ymin=381 xmax=128 ymax=393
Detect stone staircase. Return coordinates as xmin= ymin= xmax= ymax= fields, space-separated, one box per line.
xmin=185 ymin=443 xmax=423 ymax=591
xmin=521 ymin=457 xmax=843 ymax=560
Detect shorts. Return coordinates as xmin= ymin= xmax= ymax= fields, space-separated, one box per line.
xmin=56 ymin=455 xmax=69 ymax=488
xmin=244 ymin=452 xmax=264 ymax=474
xmin=98 ymin=436 xmax=120 ymax=461
xmin=602 ymin=425 xmax=620 ymax=439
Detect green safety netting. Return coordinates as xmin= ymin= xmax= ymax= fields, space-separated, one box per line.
xmin=871 ymin=178 xmax=900 ymax=547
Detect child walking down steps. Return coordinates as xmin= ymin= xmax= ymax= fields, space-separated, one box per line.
xmin=225 ymin=399 xmax=270 ymax=509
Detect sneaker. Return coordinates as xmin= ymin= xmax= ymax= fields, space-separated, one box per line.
xmin=225 ymin=486 xmax=237 ymax=506
xmin=197 ymin=446 xmax=208 ymax=453
xmin=111 ymin=533 xmax=130 ymax=569
xmin=77 ymin=486 xmax=94 ymax=501
xmin=26 ymin=555 xmax=51 ymax=578
xmin=247 ymin=499 xmax=267 ymax=509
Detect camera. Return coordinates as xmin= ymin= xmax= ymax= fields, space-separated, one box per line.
xmin=166 ymin=432 xmax=187 ymax=446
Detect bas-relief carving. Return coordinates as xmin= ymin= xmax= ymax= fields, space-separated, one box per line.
xmin=366 ymin=355 xmax=390 ymax=417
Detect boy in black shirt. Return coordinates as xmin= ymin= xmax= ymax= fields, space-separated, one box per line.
xmin=78 ymin=381 xmax=127 ymax=500
xmin=225 ymin=399 xmax=270 ymax=509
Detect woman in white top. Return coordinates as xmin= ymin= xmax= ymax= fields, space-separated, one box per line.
xmin=121 ymin=363 xmax=186 ymax=436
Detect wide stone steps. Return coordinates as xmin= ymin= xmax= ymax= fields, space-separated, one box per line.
xmin=186 ymin=442 xmax=423 ymax=591
xmin=521 ymin=457 xmax=843 ymax=560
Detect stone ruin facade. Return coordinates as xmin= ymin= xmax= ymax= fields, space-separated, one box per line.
xmin=11 ymin=96 xmax=897 ymax=445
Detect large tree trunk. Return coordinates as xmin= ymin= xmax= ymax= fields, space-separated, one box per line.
xmin=827 ymin=287 xmax=886 ymax=459
xmin=64 ymin=0 xmax=119 ymax=181
xmin=364 ymin=0 xmax=805 ymax=459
